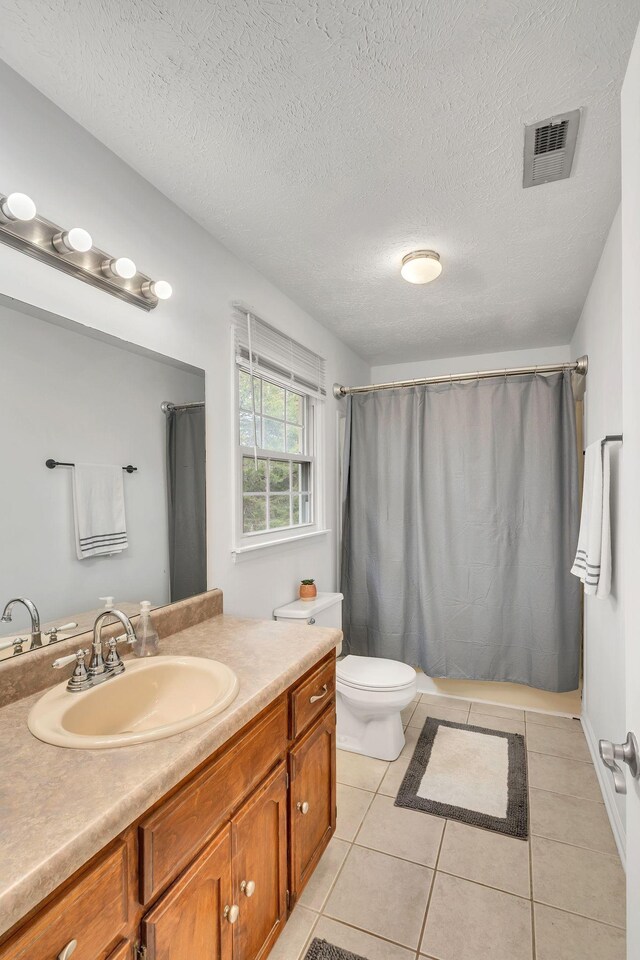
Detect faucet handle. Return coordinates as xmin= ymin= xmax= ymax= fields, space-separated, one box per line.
xmin=53 ymin=649 xmax=88 ymax=669
xmin=45 ymin=622 xmax=79 ymax=638
xmin=53 ymin=649 xmax=92 ymax=692
xmin=0 ymin=636 xmax=27 ymax=652
xmin=104 ymin=634 xmax=134 ymax=674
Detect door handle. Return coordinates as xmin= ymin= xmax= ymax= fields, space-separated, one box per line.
xmin=598 ymin=731 xmax=639 ymax=795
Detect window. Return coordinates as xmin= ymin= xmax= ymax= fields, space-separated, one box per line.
xmin=239 ymin=370 xmax=313 ymax=535
xmin=233 ymin=307 xmax=326 ymax=554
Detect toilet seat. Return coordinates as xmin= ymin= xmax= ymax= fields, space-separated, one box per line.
xmin=337 ymin=655 xmax=416 ymax=693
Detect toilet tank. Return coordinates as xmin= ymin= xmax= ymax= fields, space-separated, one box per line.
xmin=273 ymin=592 xmax=343 ymax=628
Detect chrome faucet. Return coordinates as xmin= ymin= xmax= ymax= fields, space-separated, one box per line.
xmin=1 ymin=597 xmax=42 ymax=648
xmin=89 ymin=609 xmax=137 ymax=683
xmin=53 ymin=609 xmax=137 ymax=692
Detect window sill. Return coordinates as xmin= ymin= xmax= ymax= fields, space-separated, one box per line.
xmin=231 ymin=528 xmax=331 ymax=562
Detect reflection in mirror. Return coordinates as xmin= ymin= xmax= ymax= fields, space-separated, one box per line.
xmin=0 ymin=296 xmax=206 ymax=661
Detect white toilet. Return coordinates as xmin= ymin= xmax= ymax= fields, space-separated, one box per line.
xmin=273 ymin=592 xmax=417 ymax=762
xmin=336 ymin=655 xmax=417 ymax=761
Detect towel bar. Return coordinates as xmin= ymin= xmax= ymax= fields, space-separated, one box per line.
xmin=45 ymin=459 xmax=137 ymax=473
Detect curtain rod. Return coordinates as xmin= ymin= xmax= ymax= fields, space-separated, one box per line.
xmin=161 ymin=401 xmax=205 ymax=413
xmin=333 ymin=355 xmax=588 ymax=398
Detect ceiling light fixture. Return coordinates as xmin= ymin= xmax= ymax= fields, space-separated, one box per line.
xmin=142 ymin=279 xmax=173 ymax=301
xmin=0 ymin=192 xmax=37 ymax=223
xmin=103 ymin=256 xmax=137 ymax=280
xmin=52 ymin=227 xmax=93 ymax=254
xmin=400 ymin=250 xmax=442 ymax=284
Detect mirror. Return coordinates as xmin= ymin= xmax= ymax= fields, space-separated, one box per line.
xmin=0 ymin=295 xmax=206 ymax=661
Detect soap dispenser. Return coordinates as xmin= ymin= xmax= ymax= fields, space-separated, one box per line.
xmin=134 ymin=601 xmax=159 ymax=658
xmin=99 ymin=596 xmax=116 ymax=626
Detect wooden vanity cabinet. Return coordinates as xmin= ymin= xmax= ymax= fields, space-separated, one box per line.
xmin=0 ymin=651 xmax=337 ymax=960
xmin=0 ymin=840 xmax=129 ymax=960
xmin=106 ymin=943 xmax=134 ymax=960
xmin=231 ymin=764 xmax=288 ymax=960
xmin=288 ymin=708 xmax=337 ymax=906
xmin=141 ymin=825 xmax=233 ymax=960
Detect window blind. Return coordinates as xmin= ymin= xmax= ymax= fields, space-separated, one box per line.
xmin=233 ymin=303 xmax=326 ymax=397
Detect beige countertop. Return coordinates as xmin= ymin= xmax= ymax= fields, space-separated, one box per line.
xmin=0 ymin=614 xmax=341 ymax=939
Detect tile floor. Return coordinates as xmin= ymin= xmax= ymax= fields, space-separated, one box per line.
xmin=271 ymin=695 xmax=626 ymax=960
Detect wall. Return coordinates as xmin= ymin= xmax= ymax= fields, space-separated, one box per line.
xmin=0 ymin=61 xmax=370 ymax=620
xmin=0 ymin=300 xmax=204 ymax=627
xmin=570 ymin=208 xmax=626 ymax=857
xmin=371 ymin=344 xmax=572 ymax=383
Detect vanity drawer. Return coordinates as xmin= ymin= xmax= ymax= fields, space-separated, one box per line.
xmin=290 ymin=656 xmax=336 ymax=739
xmin=0 ymin=841 xmax=128 ymax=960
xmin=139 ymin=696 xmax=288 ymax=905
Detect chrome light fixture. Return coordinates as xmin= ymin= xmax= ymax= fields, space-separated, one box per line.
xmin=400 ymin=250 xmax=442 ymax=284
xmin=0 ymin=186 xmax=172 ymax=310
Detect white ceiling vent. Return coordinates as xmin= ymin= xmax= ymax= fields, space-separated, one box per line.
xmin=523 ymin=110 xmax=580 ymax=187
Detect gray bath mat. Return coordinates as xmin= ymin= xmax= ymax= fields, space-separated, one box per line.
xmin=305 ymin=939 xmax=368 ymax=960
xmin=395 ymin=717 xmax=528 ymax=838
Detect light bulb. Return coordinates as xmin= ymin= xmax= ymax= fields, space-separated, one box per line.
xmin=153 ymin=280 xmax=172 ymax=300
xmin=142 ymin=279 xmax=173 ymax=301
xmin=0 ymin=192 xmax=36 ymax=223
xmin=103 ymin=256 xmax=137 ymax=279
xmin=400 ymin=250 xmax=442 ymax=284
xmin=52 ymin=227 xmax=93 ymax=254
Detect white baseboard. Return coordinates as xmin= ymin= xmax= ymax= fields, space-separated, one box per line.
xmin=581 ymin=713 xmax=626 ymax=869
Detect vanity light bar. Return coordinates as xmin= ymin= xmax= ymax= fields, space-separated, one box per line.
xmin=0 ymin=190 xmax=172 ymax=311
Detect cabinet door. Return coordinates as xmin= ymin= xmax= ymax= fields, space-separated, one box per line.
xmin=141 ymin=824 xmax=233 ymax=960
xmin=288 ymin=707 xmax=336 ymax=905
xmin=106 ymin=943 xmax=131 ymax=960
xmin=231 ymin=764 xmax=288 ymax=960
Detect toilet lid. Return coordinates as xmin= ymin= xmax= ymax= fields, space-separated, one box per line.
xmin=337 ymin=655 xmax=416 ymax=691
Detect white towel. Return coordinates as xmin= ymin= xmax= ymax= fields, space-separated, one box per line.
xmin=72 ymin=463 xmax=128 ymax=560
xmin=571 ymin=441 xmax=611 ymax=598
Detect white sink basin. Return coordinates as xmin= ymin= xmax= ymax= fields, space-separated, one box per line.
xmin=28 ymin=656 xmax=239 ymax=749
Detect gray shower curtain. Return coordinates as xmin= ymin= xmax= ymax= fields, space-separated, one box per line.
xmin=340 ymin=371 xmax=581 ymax=692
xmin=166 ymin=406 xmax=207 ymax=602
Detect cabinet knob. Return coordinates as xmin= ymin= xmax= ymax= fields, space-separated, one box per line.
xmin=224 ymin=904 xmax=240 ymax=924
xmin=58 ymin=941 xmax=77 ymax=960
xmin=241 ymin=879 xmax=256 ymax=897
xmin=297 ymin=800 xmax=310 ymax=815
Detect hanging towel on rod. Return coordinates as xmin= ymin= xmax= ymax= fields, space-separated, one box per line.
xmin=571 ymin=441 xmax=611 ymax=598
xmin=72 ymin=463 xmax=128 ymax=560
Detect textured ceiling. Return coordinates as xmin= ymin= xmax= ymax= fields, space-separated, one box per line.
xmin=0 ymin=1 xmax=637 ymax=364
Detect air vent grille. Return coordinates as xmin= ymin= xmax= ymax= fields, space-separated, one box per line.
xmin=534 ymin=120 xmax=568 ymax=155
xmin=523 ymin=110 xmax=580 ymax=187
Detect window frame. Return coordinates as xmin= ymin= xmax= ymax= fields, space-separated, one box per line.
xmin=232 ymin=362 xmax=326 ymax=555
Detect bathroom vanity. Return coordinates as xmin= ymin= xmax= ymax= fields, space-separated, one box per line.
xmin=0 ymin=601 xmax=340 ymax=960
